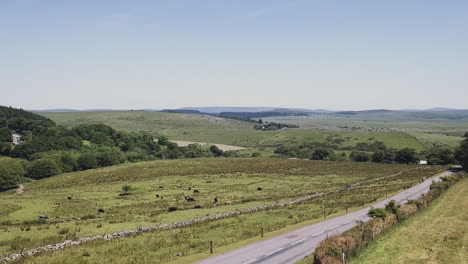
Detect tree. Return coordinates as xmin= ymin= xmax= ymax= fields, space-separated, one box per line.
xmin=350 ymin=151 xmax=370 ymax=162
xmin=96 ymin=150 xmax=125 ymax=167
xmin=423 ymin=146 xmax=454 ymax=165
xmin=311 ymin=148 xmax=332 ymax=160
xmin=122 ymin=185 xmax=133 ymax=194
xmin=157 ymin=136 xmax=169 ymax=146
xmin=395 ymin=148 xmax=418 ymax=164
xmin=27 ymin=158 xmax=62 ymax=179
xmin=77 ymin=153 xmax=98 ymax=170
xmin=210 ymin=145 xmax=224 ymax=157
xmin=455 ymin=136 xmax=468 ymax=171
xmin=0 ymin=158 xmax=25 ymax=191
xmin=0 ymin=127 xmax=11 ymax=142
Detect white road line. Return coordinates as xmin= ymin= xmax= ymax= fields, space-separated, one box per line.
xmin=328 ymin=225 xmax=339 ymax=230
xmin=291 ymin=238 xmax=306 ymax=245
xmin=313 ymin=231 xmax=324 ymax=237
xmin=343 ymin=220 xmax=354 ymax=225
xmin=265 ymin=247 xmax=284 ymax=256
xmin=242 ymin=259 xmax=257 ymax=264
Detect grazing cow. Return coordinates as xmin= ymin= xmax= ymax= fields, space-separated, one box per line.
xmin=39 ymin=215 xmax=48 ymax=219
xmin=67 ymin=196 xmax=72 ymax=200
xmin=176 ymin=185 xmax=182 ymax=188
xmin=257 ymin=187 xmax=263 ymax=191
xmin=155 ymin=194 xmax=160 ymax=198
xmin=188 ymin=187 xmax=192 ymax=191
xmin=159 ymin=186 xmax=164 ymax=189
xmin=98 ymin=208 xmax=105 ymax=213
xmin=213 ymin=197 xmax=218 ymax=203
xmin=184 ymin=196 xmax=196 ymax=202
xmin=168 ymin=207 xmax=178 ymax=212
xmin=193 ymin=190 xmax=200 ymax=193
xmin=194 ymin=205 xmax=202 ymax=209
xmin=224 ymin=201 xmax=232 ymax=205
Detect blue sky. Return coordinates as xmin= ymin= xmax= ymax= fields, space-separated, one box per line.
xmin=1 ymin=0 xmax=467 ymax=110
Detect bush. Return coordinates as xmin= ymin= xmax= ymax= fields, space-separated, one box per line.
xmin=350 ymin=151 xmax=370 ymax=162
xmin=26 ymin=158 xmax=62 ymax=179
xmin=77 ymin=153 xmax=98 ymax=170
xmin=0 ymin=158 xmax=25 ymax=191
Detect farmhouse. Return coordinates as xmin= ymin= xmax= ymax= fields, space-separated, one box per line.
xmin=11 ymin=133 xmax=21 ymax=145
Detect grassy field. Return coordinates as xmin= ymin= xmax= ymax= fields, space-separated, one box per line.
xmin=266 ymin=115 xmax=468 ymax=149
xmin=0 ymin=158 xmax=443 ymax=263
xmin=350 ymin=178 xmax=468 ymax=264
xmin=41 ymin=111 xmax=428 ymax=151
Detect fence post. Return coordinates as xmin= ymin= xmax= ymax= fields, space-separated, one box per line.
xmin=342 ymin=248 xmax=345 ymax=264
xmin=323 ymin=211 xmax=326 ymax=219
xmin=261 ymin=227 xmax=264 ymax=237
xmin=210 ymin=240 xmax=213 ymax=254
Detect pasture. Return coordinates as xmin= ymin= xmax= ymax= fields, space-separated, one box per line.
xmin=0 ymin=158 xmax=443 ymax=263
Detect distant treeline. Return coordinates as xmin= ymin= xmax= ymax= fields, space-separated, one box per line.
xmin=254 ymin=121 xmax=299 ymax=131
xmin=274 ymin=138 xmax=467 ymax=166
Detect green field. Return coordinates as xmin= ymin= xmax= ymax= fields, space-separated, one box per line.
xmin=351 ymin=178 xmax=468 ymax=264
xmin=41 ymin=111 xmax=430 ymax=151
xmin=0 ymin=158 xmax=443 ymax=263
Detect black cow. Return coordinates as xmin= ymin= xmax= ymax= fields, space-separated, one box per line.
xmin=194 ymin=205 xmax=202 ymax=209
xmin=257 ymin=187 xmax=263 ymax=191
xmin=39 ymin=215 xmax=48 ymax=219
xmin=98 ymin=208 xmax=105 ymax=213
xmin=185 ymin=196 xmax=196 ymax=202
xmin=168 ymin=207 xmax=178 ymax=212
xmin=193 ymin=190 xmax=200 ymax=193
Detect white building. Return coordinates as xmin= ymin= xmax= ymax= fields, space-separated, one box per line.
xmin=419 ymin=160 xmax=428 ymax=165
xmin=12 ymin=133 xmax=21 ymax=145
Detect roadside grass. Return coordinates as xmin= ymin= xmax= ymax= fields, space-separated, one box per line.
xmin=0 ymin=159 xmax=443 ymax=262
xmin=350 ymin=178 xmax=468 ymax=264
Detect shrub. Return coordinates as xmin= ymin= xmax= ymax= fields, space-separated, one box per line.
xmin=26 ymin=158 xmax=61 ymax=179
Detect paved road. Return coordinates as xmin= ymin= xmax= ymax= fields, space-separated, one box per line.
xmin=197 ymin=171 xmax=452 ymax=264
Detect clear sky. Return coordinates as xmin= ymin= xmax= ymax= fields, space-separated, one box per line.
xmin=1 ymin=0 xmax=467 ymax=110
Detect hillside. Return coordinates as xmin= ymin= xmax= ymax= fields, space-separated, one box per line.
xmin=351 ymin=178 xmax=467 ymax=264
xmin=0 ymin=158 xmax=442 ymax=263
xmin=41 ymin=111 xmax=427 ymax=151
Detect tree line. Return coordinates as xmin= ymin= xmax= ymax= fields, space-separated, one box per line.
xmin=274 ymin=136 xmax=468 ymax=166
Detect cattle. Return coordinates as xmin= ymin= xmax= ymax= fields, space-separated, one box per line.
xmin=98 ymin=208 xmax=105 ymax=213
xmin=176 ymin=185 xmax=182 ymax=188
xmin=184 ymin=196 xmax=196 ymax=202
xmin=67 ymin=196 xmax=72 ymax=200
xmin=168 ymin=207 xmax=178 ymax=212
xmin=257 ymin=187 xmax=263 ymax=191
xmin=213 ymin=197 xmax=218 ymax=204
xmin=194 ymin=205 xmax=202 ymax=209
xmin=224 ymin=201 xmax=232 ymax=205
xmin=155 ymin=194 xmax=160 ymax=198
xmin=159 ymin=186 xmax=164 ymax=189
xmin=39 ymin=215 xmax=48 ymax=219
xmin=193 ymin=190 xmax=200 ymax=193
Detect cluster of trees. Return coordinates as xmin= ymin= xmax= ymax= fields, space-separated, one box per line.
xmin=254 ymin=121 xmax=299 ymax=131
xmin=0 ymin=106 xmax=243 ymax=190
xmin=274 ymin=143 xmax=346 ymax=161
xmin=275 ymin=135 xmax=468 ymax=167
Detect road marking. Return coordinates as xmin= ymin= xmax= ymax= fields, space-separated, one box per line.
xmin=313 ymin=231 xmax=324 ymax=237
xmin=266 ymin=247 xmax=284 ymax=256
xmin=291 ymin=238 xmax=306 ymax=245
xmin=328 ymin=225 xmax=339 ymax=230
xmin=343 ymin=220 xmax=354 ymax=225
xmin=242 ymin=259 xmax=257 ymax=264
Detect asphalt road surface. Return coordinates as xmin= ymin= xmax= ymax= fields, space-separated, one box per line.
xmin=197 ymin=171 xmax=452 ymax=264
